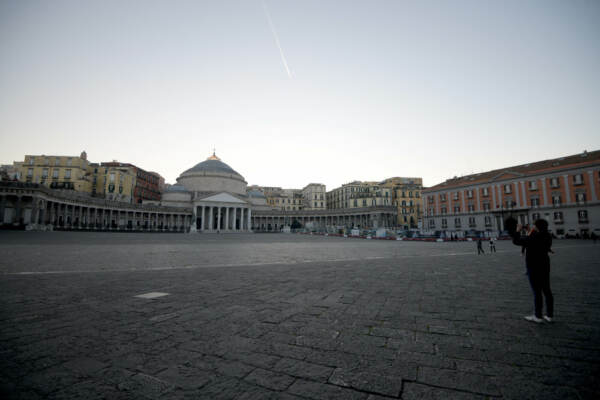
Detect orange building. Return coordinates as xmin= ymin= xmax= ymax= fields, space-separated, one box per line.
xmin=422 ymin=150 xmax=600 ymax=238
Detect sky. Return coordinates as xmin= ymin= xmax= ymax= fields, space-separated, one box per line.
xmin=1 ymin=0 xmax=599 ymax=190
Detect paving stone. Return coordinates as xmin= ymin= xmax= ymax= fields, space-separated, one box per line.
xmin=243 ymin=368 xmax=295 ymax=391
xmin=417 ymin=366 xmax=501 ymax=396
xmin=272 ymin=357 xmax=335 ymax=382
xmin=328 ymin=365 xmax=403 ymax=397
xmin=288 ymin=379 xmax=369 ymax=399
xmin=401 ymin=382 xmax=489 ymax=399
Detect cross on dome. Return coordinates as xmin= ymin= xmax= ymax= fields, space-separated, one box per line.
xmin=207 ymin=149 xmax=221 ymax=161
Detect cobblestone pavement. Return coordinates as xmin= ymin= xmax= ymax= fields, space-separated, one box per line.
xmin=1 ymin=232 xmax=599 ymax=399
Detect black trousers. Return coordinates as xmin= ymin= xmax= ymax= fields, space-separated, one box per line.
xmin=527 ymin=266 xmax=554 ymax=318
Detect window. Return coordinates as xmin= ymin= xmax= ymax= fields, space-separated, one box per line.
xmin=467 ymin=190 xmax=473 ymax=198
xmin=110 ymin=173 xmax=115 ymax=183
xmin=469 ymin=217 xmax=476 ymax=227
xmin=441 ymin=219 xmax=448 ymax=228
xmin=44 ymin=158 xmax=49 ymax=165
xmin=353 ymin=199 xmax=357 ymax=207
xmin=532 ymin=213 xmax=540 ymax=221
xmin=484 ymin=216 xmax=492 ymax=226
xmin=528 ymin=181 xmax=537 ymax=190
xmin=65 ymin=169 xmax=71 ymax=179
xmin=482 ymin=187 xmax=489 ymax=196
xmin=320 ymin=202 xmax=323 ymax=207
xmin=467 ymin=204 xmax=475 ymax=212
xmin=454 ymin=206 xmax=461 ymax=213
xmin=55 ymin=158 xmax=60 ymax=166
xmin=483 ymin=202 xmax=490 ymax=211
xmin=52 ymin=169 xmax=59 ymax=178
xmin=409 ymin=191 xmax=412 ymax=197
xmin=578 ymin=210 xmax=588 ymax=222
xmin=504 ymin=184 xmax=512 ymax=194
xmin=573 ymin=174 xmax=584 ymax=185
xmin=441 ymin=207 xmax=447 ymax=214
xmin=552 ymin=194 xmax=561 ymax=206
xmin=440 ymin=194 xmax=446 ymax=202
xmin=531 ymin=197 xmax=540 ymax=207
xmin=575 ymin=192 xmax=586 ymax=203
xmin=429 ymin=219 xmax=435 ymax=228
xmin=27 ymin=168 xmax=33 ymax=177
xmin=42 ymin=168 xmax=48 ymax=178
xmin=453 ymin=192 xmax=459 ymax=200
xmin=29 ymin=157 xmax=35 ymax=165
xmin=66 ymin=158 xmax=72 ymax=166
xmin=550 ymin=177 xmax=560 ymax=188
xmin=553 ymin=212 xmax=563 ymax=222
xmin=454 ymin=218 xmax=461 ymax=228
xmin=362 ymin=199 xmax=366 ymax=206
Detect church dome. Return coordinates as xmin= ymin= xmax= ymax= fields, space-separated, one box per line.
xmin=182 ymin=154 xmax=242 ymax=178
xmin=177 ymin=152 xmax=247 ymax=195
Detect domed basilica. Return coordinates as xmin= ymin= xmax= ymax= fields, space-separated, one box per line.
xmin=161 ymin=152 xmax=263 ymax=232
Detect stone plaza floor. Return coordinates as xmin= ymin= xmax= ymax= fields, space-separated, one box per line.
xmin=0 ymin=232 xmax=599 ymax=399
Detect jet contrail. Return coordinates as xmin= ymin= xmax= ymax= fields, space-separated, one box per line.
xmin=261 ymin=0 xmax=293 ymax=78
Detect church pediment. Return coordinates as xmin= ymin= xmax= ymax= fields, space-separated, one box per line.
xmin=198 ymin=192 xmax=247 ymax=204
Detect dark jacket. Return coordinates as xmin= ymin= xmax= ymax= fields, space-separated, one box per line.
xmin=511 ymin=230 xmax=552 ymax=270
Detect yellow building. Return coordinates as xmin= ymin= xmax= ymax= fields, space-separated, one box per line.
xmin=381 ymin=177 xmax=423 ymax=229
xmin=90 ymin=163 xmax=136 ymax=203
xmin=17 ymin=151 xmax=93 ymax=193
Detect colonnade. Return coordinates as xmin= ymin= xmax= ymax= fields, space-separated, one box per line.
xmin=0 ymin=183 xmax=191 ymax=232
xmin=192 ymin=204 xmax=251 ymax=232
xmin=251 ymin=208 xmax=397 ymax=232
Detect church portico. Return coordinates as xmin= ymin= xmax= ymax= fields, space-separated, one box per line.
xmin=192 ymin=198 xmax=252 ymax=233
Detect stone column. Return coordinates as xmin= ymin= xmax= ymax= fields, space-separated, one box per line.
xmin=200 ymin=206 xmax=205 ymax=231
xmin=216 ymin=206 xmax=221 ymax=231
xmin=520 ymin=181 xmax=526 ymax=207
xmin=208 ymin=206 xmax=213 ymax=231
xmin=225 ymin=207 xmax=229 ymax=231
xmin=247 ymin=208 xmax=252 ymax=232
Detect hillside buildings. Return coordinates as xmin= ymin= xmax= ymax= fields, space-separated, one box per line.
xmin=11 ymin=152 xmax=162 ymax=204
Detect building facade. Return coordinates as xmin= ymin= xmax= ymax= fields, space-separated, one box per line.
xmin=381 ymin=177 xmax=423 ymax=229
xmin=422 ymin=151 xmax=600 ymax=238
xmin=302 ymin=183 xmax=327 ymax=210
xmin=16 ymin=152 xmax=93 ymax=193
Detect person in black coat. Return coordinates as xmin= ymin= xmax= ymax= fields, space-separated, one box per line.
xmin=506 ymin=217 xmax=554 ymax=323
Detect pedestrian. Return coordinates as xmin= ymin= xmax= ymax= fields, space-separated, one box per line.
xmin=477 ymin=238 xmax=484 ymax=255
xmin=507 ymin=218 xmax=554 ymax=324
xmin=489 ymin=237 xmax=496 ymax=253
